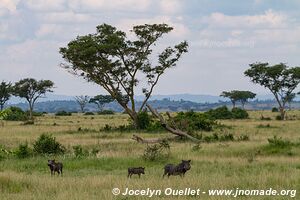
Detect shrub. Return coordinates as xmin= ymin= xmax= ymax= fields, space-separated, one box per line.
xmin=33 ymin=134 xmax=65 ymax=155
xmin=25 ymin=111 xmax=44 ymax=117
xmin=262 ymin=136 xmax=294 ymax=155
xmin=15 ymin=143 xmax=32 ymax=159
xmin=173 ymin=110 xmax=215 ymax=132
xmin=0 ymin=146 xmax=12 ymax=161
xmin=84 ymin=112 xmax=94 ymax=115
xmin=136 ymin=110 xmax=151 ymax=129
xmin=73 ymin=145 xmax=89 ymax=158
xmin=55 ymin=111 xmax=71 ymax=116
xmin=143 ymin=140 xmax=170 ymax=161
xmin=205 ymin=106 xmax=232 ymax=119
xmin=268 ymin=136 xmax=291 ymax=148
xmin=231 ymin=108 xmax=249 ymax=119
xmin=205 ymin=106 xmax=248 ymax=120
xmin=275 ymin=115 xmax=283 ymax=120
xmin=0 ymin=107 xmax=28 ymax=121
xmin=272 ymin=107 xmax=279 ymax=112
xmin=97 ymin=110 xmax=114 ymax=115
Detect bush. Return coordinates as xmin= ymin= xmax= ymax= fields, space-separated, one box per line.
xmin=268 ymin=136 xmax=291 ymax=148
xmin=97 ymin=110 xmax=114 ymax=115
xmin=143 ymin=140 xmax=170 ymax=161
xmin=33 ymin=134 xmax=65 ymax=155
xmin=136 ymin=110 xmax=151 ymax=129
xmin=0 ymin=146 xmax=12 ymax=161
xmin=15 ymin=143 xmax=32 ymax=159
xmin=272 ymin=107 xmax=279 ymax=112
xmin=173 ymin=110 xmax=215 ymax=132
xmin=0 ymin=107 xmax=28 ymax=121
xmin=205 ymin=106 xmax=232 ymax=119
xmin=84 ymin=112 xmax=94 ymax=115
xmin=262 ymin=136 xmax=294 ymax=155
xmin=55 ymin=111 xmax=72 ymax=116
xmin=275 ymin=115 xmax=283 ymax=120
xmin=205 ymin=106 xmax=248 ymax=120
xmin=25 ymin=111 xmax=44 ymax=117
xmin=73 ymin=145 xmax=89 ymax=158
xmin=231 ymin=108 xmax=249 ymax=119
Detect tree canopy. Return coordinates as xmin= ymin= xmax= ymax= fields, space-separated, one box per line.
xmin=244 ymin=62 xmax=300 ymax=119
xmin=13 ymin=78 xmax=54 ymax=119
xmin=89 ymin=95 xmax=114 ymax=111
xmin=59 ymin=23 xmax=188 ymax=126
xmin=220 ymin=90 xmax=256 ymax=109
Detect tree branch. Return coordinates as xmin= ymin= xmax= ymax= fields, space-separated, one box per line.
xmin=146 ymin=103 xmax=200 ymax=143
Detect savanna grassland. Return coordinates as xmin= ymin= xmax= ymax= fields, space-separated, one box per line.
xmin=0 ymin=111 xmax=300 ymax=200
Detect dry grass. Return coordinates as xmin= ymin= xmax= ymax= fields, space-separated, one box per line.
xmin=0 ymin=111 xmax=299 ymax=199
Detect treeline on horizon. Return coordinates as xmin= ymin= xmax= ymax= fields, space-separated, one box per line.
xmin=5 ymin=98 xmax=300 ymax=113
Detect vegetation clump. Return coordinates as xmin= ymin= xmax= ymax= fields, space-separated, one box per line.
xmin=0 ymin=107 xmax=28 ymax=121
xmin=55 ymin=110 xmax=72 ymax=116
xmin=143 ymin=140 xmax=170 ymax=161
xmin=205 ymin=106 xmax=248 ymax=120
xmin=15 ymin=143 xmax=32 ymax=159
xmin=33 ymin=134 xmax=65 ymax=155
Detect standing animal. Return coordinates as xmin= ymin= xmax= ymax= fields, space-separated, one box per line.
xmin=47 ymin=159 xmax=63 ymax=176
xmin=163 ymin=160 xmax=191 ymax=178
xmin=128 ymin=167 xmax=145 ymax=178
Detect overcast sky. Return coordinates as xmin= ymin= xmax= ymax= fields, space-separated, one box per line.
xmin=1 ymin=0 xmax=300 ymax=96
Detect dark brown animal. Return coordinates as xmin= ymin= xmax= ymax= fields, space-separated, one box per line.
xmin=128 ymin=167 xmax=145 ymax=178
xmin=48 ymin=159 xmax=63 ymax=175
xmin=163 ymin=160 xmax=191 ymax=178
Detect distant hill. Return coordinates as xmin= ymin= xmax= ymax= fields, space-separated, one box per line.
xmin=6 ymin=98 xmax=300 ymax=113
xmin=7 ymin=93 xmax=286 ymax=104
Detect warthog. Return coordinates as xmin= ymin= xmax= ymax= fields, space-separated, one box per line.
xmin=163 ymin=160 xmax=191 ymax=178
xmin=128 ymin=167 xmax=145 ymax=178
xmin=48 ymin=159 xmax=63 ymax=175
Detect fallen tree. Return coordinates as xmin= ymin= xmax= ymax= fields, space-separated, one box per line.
xmin=131 ymin=104 xmax=200 ymax=144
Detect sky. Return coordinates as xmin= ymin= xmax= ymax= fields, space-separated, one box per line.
xmin=1 ymin=0 xmax=300 ymax=96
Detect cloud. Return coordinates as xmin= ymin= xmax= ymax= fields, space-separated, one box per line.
xmin=68 ymin=0 xmax=151 ymax=12
xmin=40 ymin=11 xmax=92 ymax=23
xmin=0 ymin=0 xmax=19 ymax=15
xmin=159 ymin=0 xmax=182 ymax=14
xmin=202 ymin=9 xmax=287 ymax=28
xmin=24 ymin=0 xmax=66 ymax=12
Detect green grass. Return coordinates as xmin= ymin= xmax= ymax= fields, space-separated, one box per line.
xmin=0 ymin=111 xmax=300 ymax=199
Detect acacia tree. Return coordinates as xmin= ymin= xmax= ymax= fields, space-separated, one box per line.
xmin=13 ymin=78 xmax=54 ymax=119
xmin=0 ymin=81 xmax=12 ymax=111
xmin=220 ymin=91 xmax=240 ymax=108
xmin=89 ymin=95 xmax=114 ymax=112
xmin=60 ymin=23 xmax=188 ymax=126
xmin=75 ymin=95 xmax=89 ymax=113
xmin=245 ymin=63 xmax=300 ymax=120
xmin=236 ymin=91 xmax=256 ymax=109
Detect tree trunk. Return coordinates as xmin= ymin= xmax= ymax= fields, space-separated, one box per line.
xmin=279 ymin=107 xmax=285 ymax=120
xmin=146 ymin=104 xmax=200 ymax=143
xmin=29 ymin=103 xmax=33 ymax=120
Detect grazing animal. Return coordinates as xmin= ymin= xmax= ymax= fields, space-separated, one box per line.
xmin=48 ymin=159 xmax=63 ymax=176
xmin=163 ymin=160 xmax=191 ymax=178
xmin=128 ymin=167 xmax=145 ymax=178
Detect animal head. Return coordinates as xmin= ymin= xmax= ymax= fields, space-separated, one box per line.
xmin=181 ymin=160 xmax=191 ymax=171
xmin=48 ymin=159 xmax=55 ymax=166
xmin=140 ymin=167 xmax=145 ymax=174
